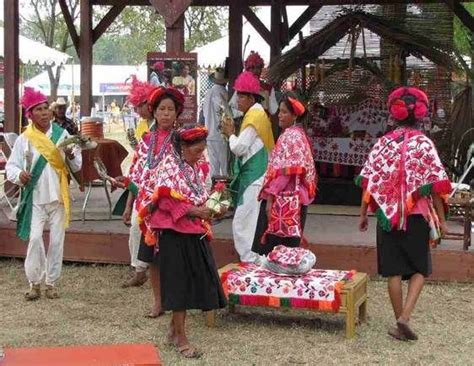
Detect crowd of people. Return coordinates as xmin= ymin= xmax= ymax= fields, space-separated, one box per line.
xmin=5 ymin=50 xmax=451 ymax=358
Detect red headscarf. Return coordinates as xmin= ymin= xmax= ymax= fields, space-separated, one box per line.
xmin=147 ymin=86 xmax=185 ymax=116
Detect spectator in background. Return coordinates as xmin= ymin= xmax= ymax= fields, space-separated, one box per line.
xmin=52 ymin=98 xmax=78 ymax=135
xmin=202 ymin=67 xmax=229 ymax=177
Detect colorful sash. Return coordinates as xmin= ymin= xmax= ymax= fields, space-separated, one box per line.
xmin=230 ymin=147 xmax=268 ymax=206
xmin=17 ymin=124 xmax=68 ymax=240
xmin=355 ymin=127 xmax=451 ymax=231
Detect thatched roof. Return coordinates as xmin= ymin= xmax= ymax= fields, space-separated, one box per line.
xmin=268 ymin=11 xmax=462 ymax=84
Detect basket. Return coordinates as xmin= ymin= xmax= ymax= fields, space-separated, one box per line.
xmin=80 ymin=117 xmax=104 ymax=139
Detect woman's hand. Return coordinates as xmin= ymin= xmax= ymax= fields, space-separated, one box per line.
xmin=439 ymin=221 xmax=449 ymax=236
xmin=188 ymin=206 xmax=213 ymax=220
xmin=220 ymin=117 xmax=235 ymax=138
xmin=19 ymin=171 xmax=32 ymax=185
xmin=122 ymin=207 xmax=132 ymax=226
xmin=113 ymin=176 xmax=127 ymax=189
xmin=359 ymin=214 xmax=369 ymax=232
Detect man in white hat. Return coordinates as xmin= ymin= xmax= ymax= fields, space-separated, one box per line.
xmin=52 ymin=97 xmax=78 ymax=135
xmin=203 ymin=67 xmax=229 ymax=177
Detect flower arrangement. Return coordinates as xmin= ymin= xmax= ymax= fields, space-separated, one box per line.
xmin=206 ymin=181 xmax=232 ymax=215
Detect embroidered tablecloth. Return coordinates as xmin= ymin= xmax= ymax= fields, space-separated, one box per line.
xmin=312 ymin=137 xmax=376 ymax=166
xmin=221 ymin=264 xmax=354 ymax=312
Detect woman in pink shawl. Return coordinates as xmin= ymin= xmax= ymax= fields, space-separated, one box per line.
xmin=252 ymin=93 xmax=317 ymax=255
xmin=356 ymin=87 xmax=450 ymax=341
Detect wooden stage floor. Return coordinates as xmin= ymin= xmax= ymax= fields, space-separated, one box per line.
xmin=1 ymin=186 xmax=472 ymax=282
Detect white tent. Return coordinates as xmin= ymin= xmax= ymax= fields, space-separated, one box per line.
xmin=192 ymin=6 xmax=311 ymax=67
xmin=24 ymin=64 xmax=148 ymax=96
xmin=0 ymin=27 xmax=71 ymax=66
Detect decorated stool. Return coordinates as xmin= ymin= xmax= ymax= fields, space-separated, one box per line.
xmin=206 ymin=263 xmax=368 ymax=339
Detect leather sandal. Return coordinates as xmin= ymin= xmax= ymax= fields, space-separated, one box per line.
xmin=177 ymin=344 xmax=202 ymax=359
xmin=388 ymin=326 xmax=407 ymax=341
xmin=25 ymin=284 xmax=41 ymax=301
xmin=122 ymin=271 xmax=148 ymax=288
xmin=45 ymin=285 xmax=60 ymax=299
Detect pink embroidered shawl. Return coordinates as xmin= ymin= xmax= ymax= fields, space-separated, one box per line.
xmin=356 ymin=127 xmax=451 ymax=231
xmin=260 ymin=125 xmax=317 ymax=201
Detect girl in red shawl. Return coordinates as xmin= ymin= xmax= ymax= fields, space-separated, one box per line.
xmin=356 ymin=87 xmax=450 ymax=341
xmin=139 ymin=126 xmax=226 ymax=359
xmin=252 ymin=93 xmax=317 ymax=255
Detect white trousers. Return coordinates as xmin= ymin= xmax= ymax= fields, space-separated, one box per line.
xmin=129 ymin=207 xmax=148 ymax=272
xmin=232 ymin=182 xmax=262 ymax=262
xmin=207 ymin=140 xmax=228 ymax=177
xmin=25 ymin=202 xmax=66 ymax=287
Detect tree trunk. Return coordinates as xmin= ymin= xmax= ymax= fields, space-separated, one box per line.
xmin=46 ymin=65 xmax=60 ymax=100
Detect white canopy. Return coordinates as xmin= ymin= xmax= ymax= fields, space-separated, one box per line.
xmin=0 ymin=27 xmax=71 ymax=66
xmin=192 ymin=6 xmax=311 ymax=67
xmin=24 ymin=64 xmax=147 ymax=96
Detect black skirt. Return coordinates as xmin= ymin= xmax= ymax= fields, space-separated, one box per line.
xmin=377 ymin=215 xmax=432 ymax=281
xmin=251 ymin=199 xmax=308 ymax=256
xmin=157 ymin=229 xmax=227 ymax=311
xmin=137 ymin=235 xmax=157 ymax=265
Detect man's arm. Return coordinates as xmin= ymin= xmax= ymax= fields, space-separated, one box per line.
xmin=5 ymin=136 xmax=27 ymax=186
xmin=229 ymin=126 xmax=257 ymax=157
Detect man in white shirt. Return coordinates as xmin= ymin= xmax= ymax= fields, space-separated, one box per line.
xmin=203 ymin=67 xmax=229 ymax=177
xmin=221 ymin=71 xmax=274 ymax=262
xmin=6 ymin=87 xmax=82 ymax=300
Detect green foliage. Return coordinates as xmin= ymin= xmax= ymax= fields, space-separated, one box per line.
xmin=184 ymin=6 xmax=227 ymax=51
xmin=93 ymin=6 xmax=165 ymax=65
xmin=453 ymin=4 xmax=474 ymax=58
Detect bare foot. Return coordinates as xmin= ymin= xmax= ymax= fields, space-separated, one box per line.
xmin=146 ymin=304 xmax=164 ymax=318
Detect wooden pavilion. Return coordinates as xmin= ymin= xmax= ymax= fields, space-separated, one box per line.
xmin=3 ymin=0 xmax=474 ymax=134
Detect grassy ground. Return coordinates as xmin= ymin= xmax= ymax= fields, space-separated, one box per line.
xmin=1 ymin=259 xmax=473 ymax=365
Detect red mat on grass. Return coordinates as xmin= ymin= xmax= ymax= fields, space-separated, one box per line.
xmin=1 ymin=343 xmax=161 ymax=365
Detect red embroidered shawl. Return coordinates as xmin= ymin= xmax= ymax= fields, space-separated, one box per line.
xmin=356 ymin=127 xmax=451 ymax=231
xmin=260 ymin=125 xmax=317 ymax=200
xmin=137 ymin=152 xmax=211 ymax=245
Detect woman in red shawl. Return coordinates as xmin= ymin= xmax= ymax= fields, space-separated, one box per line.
xmin=117 ymin=86 xmax=184 ymax=318
xmin=139 ymin=126 xmax=226 ymax=359
xmin=252 ymin=93 xmax=317 ymax=255
xmin=356 ymin=87 xmax=451 ymax=341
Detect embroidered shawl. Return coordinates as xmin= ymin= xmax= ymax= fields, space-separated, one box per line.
xmin=355 ymin=127 xmax=451 ymax=231
xmin=260 ymin=125 xmax=317 ymax=200
xmin=137 ymin=152 xmax=211 ymax=245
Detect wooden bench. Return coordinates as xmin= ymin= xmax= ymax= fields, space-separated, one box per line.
xmin=206 ymin=263 xmax=368 ymax=339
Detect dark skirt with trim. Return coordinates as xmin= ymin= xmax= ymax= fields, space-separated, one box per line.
xmin=251 ymin=199 xmax=308 ymax=256
xmin=376 ymin=214 xmax=432 ymax=281
xmin=157 ymin=229 xmax=227 ymax=311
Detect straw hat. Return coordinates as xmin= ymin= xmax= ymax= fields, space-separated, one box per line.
xmin=209 ymin=67 xmax=227 ymax=85
xmin=55 ymin=97 xmax=67 ymax=106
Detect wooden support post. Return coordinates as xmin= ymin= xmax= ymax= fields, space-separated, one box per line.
xmin=228 ymin=4 xmax=243 ymax=90
xmin=242 ymin=7 xmax=274 ymax=49
xmin=4 ymin=0 xmax=20 ymax=134
xmin=80 ymin=0 xmax=93 ymax=117
xmin=166 ymin=15 xmax=185 ymax=53
xmin=58 ymin=0 xmax=80 ymax=55
xmin=93 ymin=5 xmax=125 ymax=44
xmin=288 ymin=5 xmax=322 ymax=40
xmin=270 ymin=3 xmax=282 ymax=63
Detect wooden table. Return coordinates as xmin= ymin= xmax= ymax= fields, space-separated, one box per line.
xmin=206 ymin=263 xmax=368 ymax=339
xmin=447 ymin=193 xmax=472 ymax=250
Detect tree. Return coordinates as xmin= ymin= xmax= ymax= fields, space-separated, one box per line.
xmin=93 ymin=6 xmax=166 ymax=65
xmin=20 ymin=0 xmax=80 ymax=100
xmin=453 ymin=3 xmax=474 ymax=71
xmin=184 ymin=6 xmax=227 ymax=51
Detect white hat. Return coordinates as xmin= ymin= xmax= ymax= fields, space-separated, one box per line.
xmin=209 ymin=67 xmax=227 ymax=85
xmin=55 ymin=97 xmax=67 ymax=106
